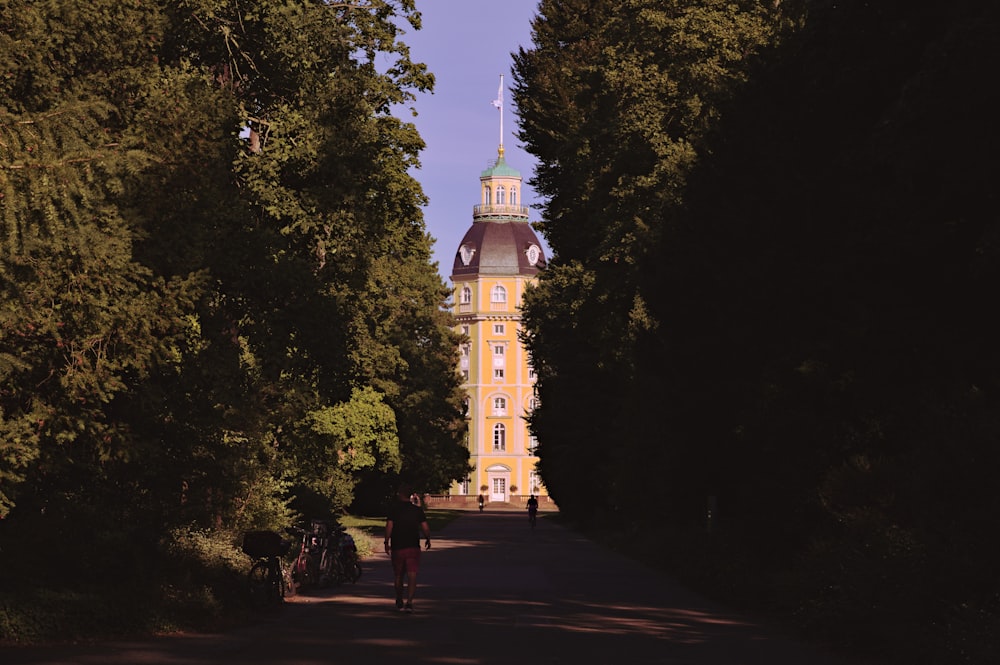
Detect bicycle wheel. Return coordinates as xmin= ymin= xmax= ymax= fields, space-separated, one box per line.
xmin=281 ymin=561 xmax=296 ymax=597
xmin=318 ymin=550 xmax=332 ymax=587
xmin=328 ymin=553 xmax=346 ymax=586
xmin=248 ymin=560 xmax=270 ymax=607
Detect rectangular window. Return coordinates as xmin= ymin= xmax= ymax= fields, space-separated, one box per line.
xmin=493 ymin=346 xmax=505 ymax=370
xmin=529 ymin=471 xmax=542 ymax=495
xmin=493 ymin=368 xmax=504 ymax=380
xmin=493 ymin=323 xmax=505 ymax=335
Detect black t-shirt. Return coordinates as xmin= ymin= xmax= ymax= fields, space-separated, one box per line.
xmin=386 ymin=500 xmax=427 ymax=549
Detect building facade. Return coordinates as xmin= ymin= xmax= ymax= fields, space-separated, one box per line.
xmin=450 ymin=146 xmax=547 ymax=503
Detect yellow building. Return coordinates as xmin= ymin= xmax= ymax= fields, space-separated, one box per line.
xmin=450 ymin=145 xmax=547 ymax=503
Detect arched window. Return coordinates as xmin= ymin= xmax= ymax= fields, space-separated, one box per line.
xmin=497 ymin=186 xmax=506 ymax=205
xmin=493 ymin=423 xmax=506 ymax=451
xmin=493 ymin=396 xmax=507 ymax=415
xmin=461 ymin=286 xmax=472 ymax=304
xmin=484 ymin=186 xmax=492 ymax=205
xmin=511 ymin=188 xmax=518 ymax=206
xmin=490 ymin=285 xmax=507 ymax=304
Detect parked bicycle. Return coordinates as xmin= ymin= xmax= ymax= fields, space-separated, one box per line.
xmin=328 ymin=522 xmax=362 ymax=585
xmin=290 ymin=519 xmax=362 ymax=590
xmin=242 ymin=530 xmax=295 ymax=608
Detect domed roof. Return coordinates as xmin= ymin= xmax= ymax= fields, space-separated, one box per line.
xmin=481 ymin=156 xmax=521 ymax=179
xmin=451 ymin=220 xmax=546 ymax=278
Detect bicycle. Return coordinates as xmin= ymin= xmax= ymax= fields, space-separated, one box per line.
xmin=242 ymin=530 xmax=294 ymax=608
xmin=290 ymin=519 xmax=361 ymax=589
xmin=290 ymin=521 xmax=327 ymax=589
xmin=329 ymin=524 xmax=363 ymax=584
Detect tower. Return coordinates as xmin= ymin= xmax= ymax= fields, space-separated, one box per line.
xmin=450 ymin=143 xmax=547 ymax=503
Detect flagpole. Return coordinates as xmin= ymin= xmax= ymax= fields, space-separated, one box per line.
xmin=493 ymin=74 xmax=504 ymax=157
xmin=500 ymin=74 xmax=504 ymax=151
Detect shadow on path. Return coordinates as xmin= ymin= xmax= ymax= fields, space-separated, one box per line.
xmin=2 ymin=512 xmax=872 ymax=665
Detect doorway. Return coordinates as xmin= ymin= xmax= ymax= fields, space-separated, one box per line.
xmin=491 ymin=477 xmax=507 ymax=502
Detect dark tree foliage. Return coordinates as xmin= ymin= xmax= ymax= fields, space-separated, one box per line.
xmin=517 ymin=0 xmax=1000 ymax=660
xmin=513 ymin=0 xmax=780 ymax=521
xmin=656 ymin=1 xmax=1000 ymax=659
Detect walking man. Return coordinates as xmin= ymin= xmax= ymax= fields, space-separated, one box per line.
xmin=385 ymin=484 xmax=431 ymax=612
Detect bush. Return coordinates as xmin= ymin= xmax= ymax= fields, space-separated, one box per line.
xmin=0 ymin=526 xmax=252 ymax=645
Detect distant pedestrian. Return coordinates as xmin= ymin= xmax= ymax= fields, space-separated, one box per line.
xmin=477 ymin=493 xmax=485 ymax=512
xmin=526 ymin=494 xmax=538 ymax=528
xmin=385 ymin=484 xmax=431 ymax=612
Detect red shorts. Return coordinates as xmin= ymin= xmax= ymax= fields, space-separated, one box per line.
xmin=391 ymin=547 xmax=421 ymax=576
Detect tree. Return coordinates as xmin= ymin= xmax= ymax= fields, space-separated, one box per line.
xmin=513 ymin=0 xmax=780 ymax=520
xmin=1 ymin=0 xmax=460 ymax=577
xmin=517 ymin=0 xmax=1000 ymax=658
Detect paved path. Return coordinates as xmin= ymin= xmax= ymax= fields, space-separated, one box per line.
xmin=3 ymin=511 xmax=869 ymax=665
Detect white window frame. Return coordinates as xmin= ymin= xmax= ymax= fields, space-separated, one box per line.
xmin=493 ymin=423 xmax=506 ymax=451
xmin=529 ymin=471 xmax=542 ymax=494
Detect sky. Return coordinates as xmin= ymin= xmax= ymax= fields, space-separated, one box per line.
xmin=391 ymin=0 xmax=546 ymax=280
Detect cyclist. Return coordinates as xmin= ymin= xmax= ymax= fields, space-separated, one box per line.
xmin=526 ymin=494 xmax=539 ymax=528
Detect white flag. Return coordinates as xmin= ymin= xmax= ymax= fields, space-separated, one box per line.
xmin=492 ymin=78 xmax=503 ymax=109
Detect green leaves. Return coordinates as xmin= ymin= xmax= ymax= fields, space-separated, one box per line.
xmin=0 ymin=0 xmax=461 ymax=535
xmin=306 ymin=387 xmax=400 ymax=471
xmin=513 ymin=0 xmax=780 ymax=520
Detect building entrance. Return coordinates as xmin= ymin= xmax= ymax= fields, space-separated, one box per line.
xmin=491 ymin=477 xmax=506 ymax=502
